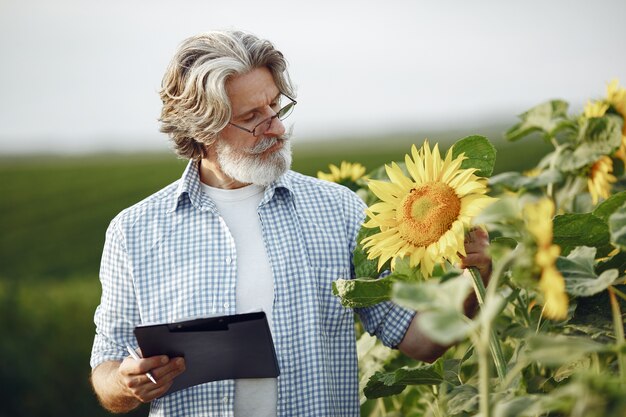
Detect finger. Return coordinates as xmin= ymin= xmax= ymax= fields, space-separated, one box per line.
xmin=142 ymin=380 xmax=175 ymax=401
xmin=153 ymin=358 xmax=186 ymax=383
xmin=460 ymin=252 xmax=490 ymax=266
xmin=150 ymin=357 xmax=186 ymax=380
xmin=121 ymin=355 xmax=170 ymax=376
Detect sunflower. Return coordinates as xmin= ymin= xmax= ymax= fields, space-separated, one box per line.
xmin=317 ymin=162 xmax=367 ymax=183
xmin=360 ymin=141 xmax=495 ymax=277
xmin=583 ymin=100 xmax=609 ymax=118
xmin=602 ymin=80 xmax=626 ymax=166
xmin=588 ymin=156 xmax=616 ymax=205
xmin=606 ymin=79 xmax=626 ymax=123
xmin=523 ymin=198 xmax=568 ymax=320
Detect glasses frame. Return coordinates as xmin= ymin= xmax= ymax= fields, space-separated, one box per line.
xmin=228 ymin=94 xmax=297 ymax=137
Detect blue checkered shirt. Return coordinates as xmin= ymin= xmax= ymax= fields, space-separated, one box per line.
xmin=91 ymin=160 xmax=416 ymax=417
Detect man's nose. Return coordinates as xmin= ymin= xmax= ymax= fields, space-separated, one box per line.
xmin=264 ymin=115 xmax=286 ymax=138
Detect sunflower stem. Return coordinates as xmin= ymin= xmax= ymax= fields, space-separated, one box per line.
xmin=472 ymin=323 xmax=491 ymax=417
xmin=608 ymin=287 xmax=626 ymax=386
xmin=469 ymin=267 xmax=507 ymax=381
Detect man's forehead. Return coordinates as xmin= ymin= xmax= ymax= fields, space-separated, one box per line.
xmin=226 ymin=67 xmax=280 ymax=112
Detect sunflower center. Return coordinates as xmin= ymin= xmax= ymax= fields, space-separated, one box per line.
xmin=397 ymin=182 xmax=461 ymax=247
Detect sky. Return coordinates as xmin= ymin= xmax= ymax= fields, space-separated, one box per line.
xmin=0 ymin=0 xmax=625 ymax=154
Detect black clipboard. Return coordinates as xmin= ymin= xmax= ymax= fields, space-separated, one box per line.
xmin=133 ymin=311 xmax=280 ymax=396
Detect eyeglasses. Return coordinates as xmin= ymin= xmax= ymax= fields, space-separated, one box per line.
xmin=228 ymin=94 xmax=297 ymax=137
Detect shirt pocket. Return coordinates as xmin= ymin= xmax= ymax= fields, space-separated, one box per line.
xmin=313 ymin=266 xmax=353 ymax=337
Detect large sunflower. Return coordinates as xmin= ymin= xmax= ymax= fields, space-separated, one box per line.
xmin=361 ymin=141 xmax=495 ymax=277
xmin=523 ymin=198 xmax=568 ymax=320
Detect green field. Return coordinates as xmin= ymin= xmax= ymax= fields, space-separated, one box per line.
xmin=0 ymin=133 xmax=551 ymax=417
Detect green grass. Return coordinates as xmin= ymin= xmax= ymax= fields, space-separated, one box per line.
xmin=0 ymin=134 xmax=551 ymax=417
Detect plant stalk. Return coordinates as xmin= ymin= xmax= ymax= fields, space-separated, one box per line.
xmin=608 ymin=287 xmax=626 ymax=386
xmin=471 ymin=327 xmax=492 ymax=417
xmin=469 ymin=267 xmax=507 ymax=381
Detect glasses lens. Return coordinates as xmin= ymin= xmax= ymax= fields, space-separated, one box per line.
xmin=278 ymin=96 xmax=296 ymax=120
xmin=253 ymin=116 xmax=276 ymax=137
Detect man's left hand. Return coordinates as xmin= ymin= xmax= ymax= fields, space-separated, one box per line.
xmin=459 ymin=227 xmax=492 ymax=280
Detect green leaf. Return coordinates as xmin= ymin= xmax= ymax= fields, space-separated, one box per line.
xmin=557 ymin=246 xmax=620 ymax=296
xmin=446 ymin=385 xmax=479 ymax=415
xmin=552 ymin=213 xmax=610 ymax=256
xmin=417 ymin=309 xmax=475 ymax=345
xmin=493 ymin=396 xmax=544 ymax=417
xmin=451 ymin=135 xmax=497 ymax=177
xmin=472 ymin=195 xmax=521 ymax=226
xmin=392 ymin=275 xmax=473 ymax=313
xmin=352 ymin=225 xmax=388 ymax=279
xmin=524 ymin=334 xmax=608 ymax=366
xmin=393 ymin=257 xmax=425 ymax=282
xmin=392 ymin=276 xmax=475 ymax=344
xmin=489 ymin=169 xmax=563 ymax=191
xmin=559 ymin=115 xmax=624 ymax=171
xmin=364 ymin=365 xmax=443 ymax=399
xmin=609 ymin=204 xmax=626 ymax=251
xmin=593 ymin=191 xmax=626 ymax=222
xmin=505 ymin=100 xmax=569 ymax=141
xmin=597 ymin=250 xmax=626 ymax=275
xmin=553 ymin=357 xmax=591 ymax=382
xmin=332 ymin=277 xmax=393 ymax=308
xmin=492 ymin=236 xmax=519 ymax=250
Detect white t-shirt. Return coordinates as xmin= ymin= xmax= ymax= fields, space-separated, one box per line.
xmin=201 ymin=182 xmax=277 ymax=417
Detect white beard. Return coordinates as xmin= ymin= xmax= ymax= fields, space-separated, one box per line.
xmin=215 ymin=133 xmax=292 ymax=186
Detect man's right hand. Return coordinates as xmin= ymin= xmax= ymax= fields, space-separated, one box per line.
xmin=91 ymin=355 xmax=186 ymax=413
xmin=117 ymin=354 xmax=186 ymax=403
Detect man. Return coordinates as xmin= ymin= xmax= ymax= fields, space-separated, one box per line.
xmin=90 ymin=30 xmax=491 ymax=416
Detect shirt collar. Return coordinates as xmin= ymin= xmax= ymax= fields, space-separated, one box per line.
xmin=168 ymin=160 xmax=295 ymax=213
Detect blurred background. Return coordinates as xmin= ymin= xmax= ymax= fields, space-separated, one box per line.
xmin=1 ymin=0 xmax=625 ymax=415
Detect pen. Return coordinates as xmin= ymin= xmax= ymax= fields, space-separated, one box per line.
xmin=126 ymin=345 xmax=158 ymax=384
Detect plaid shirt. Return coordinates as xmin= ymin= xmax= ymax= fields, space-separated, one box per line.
xmin=91 ymin=160 xmax=415 ymax=417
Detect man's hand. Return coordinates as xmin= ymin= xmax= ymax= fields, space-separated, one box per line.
xmin=117 ymin=354 xmax=186 ymax=403
xmin=91 ymin=354 xmax=186 ymax=413
xmin=459 ymin=227 xmax=492 ymax=281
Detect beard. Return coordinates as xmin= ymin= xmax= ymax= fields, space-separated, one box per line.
xmin=215 ymin=130 xmax=292 ymax=186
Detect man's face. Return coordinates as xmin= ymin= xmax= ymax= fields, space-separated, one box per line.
xmin=213 ymin=67 xmax=292 ymax=186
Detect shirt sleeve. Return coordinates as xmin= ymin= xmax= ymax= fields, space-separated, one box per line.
xmin=90 ymin=219 xmax=140 ymax=369
xmin=342 ymin=189 xmax=416 ymax=349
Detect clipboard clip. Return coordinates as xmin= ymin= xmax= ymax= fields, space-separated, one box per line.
xmin=168 ymin=317 xmax=229 ymax=332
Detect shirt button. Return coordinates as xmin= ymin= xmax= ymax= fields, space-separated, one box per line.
xmin=222 ymin=396 xmax=228 ymax=404
xmin=225 ymin=256 xmax=232 ymax=264
xmin=223 ymin=302 xmax=230 ymax=309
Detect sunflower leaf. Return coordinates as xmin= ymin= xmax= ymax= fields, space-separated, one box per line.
xmin=489 ymin=169 xmax=563 ymax=192
xmin=417 ymin=310 xmax=476 ymax=345
xmin=353 ymin=226 xmax=389 ymax=278
xmin=393 ymin=257 xmax=425 ymax=281
xmin=556 ymin=246 xmax=620 ymax=297
xmin=552 ymin=213 xmax=610 ymax=256
xmin=392 ymin=275 xmax=473 ymax=312
xmin=364 ymin=365 xmax=443 ymax=399
xmin=523 ymin=334 xmax=609 ymax=366
xmin=609 ymin=204 xmax=626 ymax=251
xmin=505 ymin=100 xmax=570 ymax=142
xmin=392 ymin=276 xmax=475 ymax=344
xmin=332 ymin=277 xmax=393 ymax=308
xmin=451 ymin=135 xmax=497 ymax=177
xmin=593 ymin=191 xmax=626 ymax=222
xmin=446 ymin=385 xmax=479 ymax=415
xmin=559 ymin=115 xmax=623 ymax=171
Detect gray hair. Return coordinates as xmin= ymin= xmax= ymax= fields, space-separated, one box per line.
xmin=159 ymin=30 xmax=296 ymax=160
